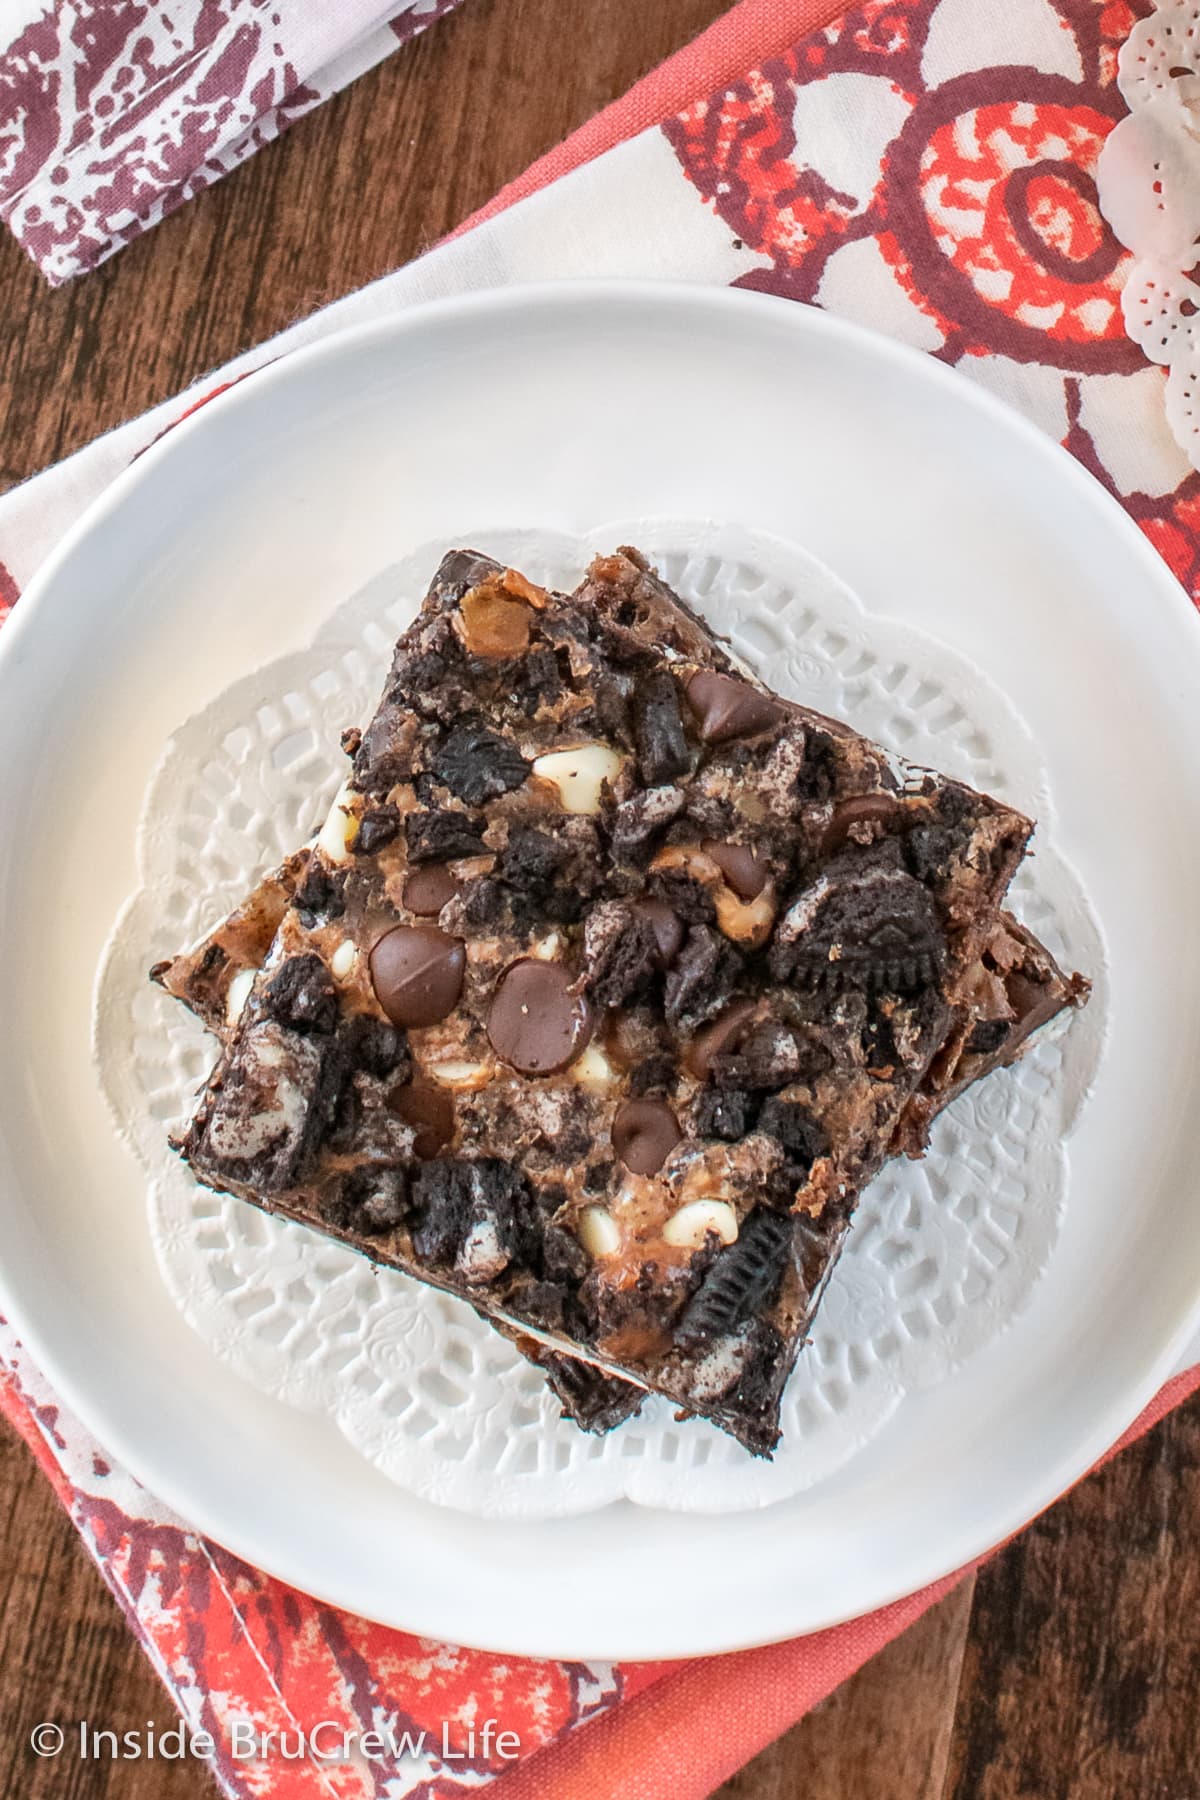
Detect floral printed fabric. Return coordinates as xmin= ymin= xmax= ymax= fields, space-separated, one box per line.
xmin=0 ymin=0 xmax=464 ymax=283
xmin=663 ymin=0 xmax=1200 ymax=607
xmin=0 ymin=1 xmax=1197 ymax=1797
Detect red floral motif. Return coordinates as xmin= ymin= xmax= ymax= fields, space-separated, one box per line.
xmin=917 ymin=100 xmax=1127 ymax=346
xmin=666 ymin=0 xmax=1200 ymax=611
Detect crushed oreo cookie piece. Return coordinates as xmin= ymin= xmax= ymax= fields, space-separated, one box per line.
xmin=678 ymin=1208 xmax=793 ymax=1342
xmin=663 ymin=924 xmax=743 ymax=1028
xmin=611 ymin=783 xmax=686 ymax=862
xmin=771 ymin=862 xmax=946 ymax=994
xmin=262 ymin=953 xmax=339 ymax=1035
xmin=326 ymin=1165 xmax=409 ymax=1235
xmin=410 ymin=1157 xmax=536 ymax=1284
xmin=709 ymin=1020 xmax=802 ymax=1090
xmin=581 ymin=901 xmax=660 ymax=1009
xmin=692 ymin=1086 xmax=757 ymax=1142
xmin=966 ymin=1018 xmax=1009 ymax=1056
xmin=497 ymin=822 xmax=568 ymax=892
xmin=354 ymin=805 xmax=402 ymax=855
xmin=431 ymin=718 xmax=530 ymax=805
xmin=756 ymin=1098 xmax=828 ymax=1178
xmin=633 ymin=671 xmax=692 ymax=785
xmin=291 ymin=857 xmax=346 ymax=926
xmin=404 ymin=807 xmax=488 ymax=864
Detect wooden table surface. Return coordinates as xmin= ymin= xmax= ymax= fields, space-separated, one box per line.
xmin=2 ymin=2 xmax=1198 ymax=1795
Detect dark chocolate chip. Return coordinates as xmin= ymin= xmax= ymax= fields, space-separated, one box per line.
xmin=684 ymin=670 xmax=784 ymax=744
xmin=262 ymin=954 xmax=339 ymax=1035
xmin=369 ymin=925 xmax=465 ymax=1028
xmin=354 ymin=805 xmax=402 ymax=855
xmin=390 ymin=1080 xmax=457 ymax=1157
xmin=631 ymin=898 xmax=684 ymax=968
xmin=632 ymin=672 xmax=692 ymax=784
xmin=771 ymin=863 xmax=946 ymax=995
xmin=819 ymin=793 xmax=898 ymax=856
xmin=684 ymin=998 xmax=757 ymax=1079
xmin=677 ymin=1207 xmax=792 ymax=1342
xmin=403 ymin=863 xmax=459 ymax=917
xmin=487 ymin=959 xmax=595 ymax=1076
xmin=430 ymin=717 xmax=530 ymax=805
xmin=611 ymin=1099 xmax=682 ymax=1177
xmin=692 ymin=1087 xmax=756 ymax=1142
xmin=404 ymin=808 xmax=487 ymax=864
xmin=701 ymin=839 xmax=767 ymax=899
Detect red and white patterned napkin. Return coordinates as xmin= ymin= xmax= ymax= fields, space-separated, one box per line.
xmin=0 ymin=0 xmax=464 ymax=284
xmin=1 ymin=2 xmax=1198 ymax=1796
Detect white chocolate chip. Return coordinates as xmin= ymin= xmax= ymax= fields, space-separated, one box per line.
xmin=316 ymin=780 xmax=358 ymax=864
xmin=531 ymin=744 xmax=624 ymax=816
xmin=578 ymin=1204 xmax=621 ymax=1258
xmin=663 ymin=1199 xmax=739 ymax=1250
xmin=570 ymin=1042 xmax=619 ymax=1089
xmin=329 ymin=940 xmax=357 ymax=980
xmin=427 ymin=1059 xmax=493 ymax=1091
xmin=530 ymin=931 xmax=564 ymax=961
xmin=225 ymin=966 xmax=256 ymax=1027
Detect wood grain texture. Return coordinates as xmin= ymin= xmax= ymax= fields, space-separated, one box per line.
xmin=713 ymin=1581 xmax=977 ymax=1800
xmin=1 ymin=1 xmax=1198 ymax=1797
xmin=0 ymin=1424 xmax=195 ymax=1799
xmin=945 ymin=1391 xmax=1200 ymax=1800
xmin=0 ymin=0 xmax=731 ymax=493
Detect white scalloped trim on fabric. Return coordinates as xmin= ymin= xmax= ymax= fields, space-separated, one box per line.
xmin=94 ymin=523 xmax=1105 ymax=1520
xmin=1097 ymin=2 xmax=1200 ymax=470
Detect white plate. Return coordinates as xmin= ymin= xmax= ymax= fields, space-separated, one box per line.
xmin=0 ymin=283 xmax=1198 ymax=1660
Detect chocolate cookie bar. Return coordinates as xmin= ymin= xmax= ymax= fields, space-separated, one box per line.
xmin=158 ymin=851 xmax=1084 ymax=1438
xmin=165 ymin=546 xmax=1087 ymax=1454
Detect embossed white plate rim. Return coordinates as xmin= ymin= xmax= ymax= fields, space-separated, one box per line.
xmin=0 ymin=281 xmax=1197 ymax=1659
